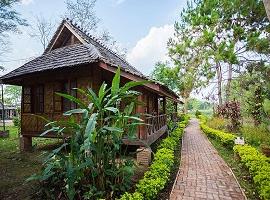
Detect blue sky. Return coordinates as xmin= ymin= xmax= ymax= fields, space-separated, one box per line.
xmin=2 ymin=0 xmax=188 ymax=75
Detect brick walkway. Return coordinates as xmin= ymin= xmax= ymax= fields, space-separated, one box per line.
xmin=170 ymin=119 xmax=246 ymax=200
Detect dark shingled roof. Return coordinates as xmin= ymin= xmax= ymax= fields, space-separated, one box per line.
xmin=1 ymin=19 xmax=179 ymax=100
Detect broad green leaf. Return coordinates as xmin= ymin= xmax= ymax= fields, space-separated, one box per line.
xmin=111 ymin=67 xmax=121 ymax=96
xmin=63 ymin=109 xmax=87 ymax=116
xmin=85 ymin=113 xmax=97 ymax=136
xmin=56 ymin=92 xmax=88 ymax=110
xmin=105 ymin=107 xmax=119 ymax=113
xmin=121 ymin=80 xmax=149 ymax=93
xmin=104 ymin=126 xmax=123 ymax=132
xmin=98 ymin=82 xmax=107 ymax=101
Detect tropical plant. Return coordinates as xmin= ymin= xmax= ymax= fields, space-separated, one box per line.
xmin=217 ymin=101 xmax=242 ymax=132
xmin=28 ymin=68 xmax=145 ymax=200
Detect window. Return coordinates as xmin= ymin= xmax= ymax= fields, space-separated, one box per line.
xmin=23 ymin=86 xmax=31 ymax=113
xmin=34 ymin=85 xmax=44 ymax=113
xmin=62 ymin=80 xmax=77 ymax=112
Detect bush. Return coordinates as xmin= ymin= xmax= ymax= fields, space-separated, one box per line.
xmin=234 ymin=145 xmax=270 ymax=200
xmin=120 ymin=118 xmax=189 ymax=200
xmin=241 ymin=125 xmax=270 ymax=147
xmin=195 ymin=110 xmax=201 ymax=117
xmin=12 ymin=116 xmax=20 ymax=127
xmin=28 ymin=68 xmax=145 ymax=200
xmin=217 ymin=101 xmax=242 ymax=131
xmin=206 ymin=117 xmax=227 ymax=131
xmin=198 ymin=115 xmax=236 ymax=148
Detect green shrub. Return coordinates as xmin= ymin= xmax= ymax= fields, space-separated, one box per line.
xmin=120 ymin=192 xmax=143 ymax=200
xmin=200 ymin=123 xmax=236 ymax=148
xmin=28 ymin=68 xmax=145 ymax=200
xmin=234 ymin=145 xmax=270 ymax=200
xmin=120 ymin=119 xmax=188 ymax=200
xmin=198 ymin=115 xmax=236 ymax=148
xmin=206 ymin=117 xmax=227 ymax=131
xmin=195 ymin=110 xmax=202 ymax=117
xmin=12 ymin=116 xmax=20 ymax=127
xmin=241 ymin=125 xmax=270 ymax=147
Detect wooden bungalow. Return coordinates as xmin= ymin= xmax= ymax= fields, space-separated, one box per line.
xmin=0 ymin=19 xmax=179 ymax=152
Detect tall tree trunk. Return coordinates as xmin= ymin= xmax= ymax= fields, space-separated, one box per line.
xmin=226 ymin=64 xmax=232 ymax=101
xmin=263 ymin=0 xmax=270 ymax=21
xmin=217 ymin=62 xmax=223 ymax=105
xmin=183 ymin=96 xmax=188 ymax=114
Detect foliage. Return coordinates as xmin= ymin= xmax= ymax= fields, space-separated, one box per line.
xmin=12 ymin=116 xmax=20 ymax=127
xmin=206 ymin=117 xmax=226 ymax=131
xmin=171 ymin=0 xmax=270 ymax=106
xmin=0 ymin=0 xmax=28 ymax=57
xmin=240 ymin=125 xmax=270 ymax=147
xmin=120 ymin=118 xmax=189 ymax=200
xmin=198 ymin=115 xmax=236 ymax=148
xmin=188 ymin=98 xmax=212 ymax=111
xmin=234 ymin=145 xmax=270 ymax=200
xmin=4 ymin=85 xmax=21 ymax=107
xmin=217 ymin=101 xmax=242 ymax=132
xmin=230 ymin=63 xmax=270 ymax=125
xmin=208 ymin=136 xmax=260 ymax=200
xmin=195 ymin=110 xmax=201 ymax=118
xmin=28 ymin=68 xmax=145 ymax=200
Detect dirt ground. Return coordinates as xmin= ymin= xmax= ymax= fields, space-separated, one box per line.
xmin=0 ymin=127 xmax=62 ymax=200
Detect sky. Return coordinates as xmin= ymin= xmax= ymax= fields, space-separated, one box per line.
xmin=2 ymin=0 xmax=188 ymax=75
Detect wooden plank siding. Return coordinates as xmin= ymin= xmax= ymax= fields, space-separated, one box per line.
xmin=20 ymin=64 xmax=169 ymax=146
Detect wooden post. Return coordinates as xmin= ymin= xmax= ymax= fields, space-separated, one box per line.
xmin=137 ymin=95 xmax=146 ymax=140
xmin=163 ymin=97 xmax=166 ymax=114
xmin=20 ymin=135 xmax=32 ymax=152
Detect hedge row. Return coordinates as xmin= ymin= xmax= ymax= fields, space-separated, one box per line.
xmin=234 ymin=145 xmax=270 ymax=200
xmin=120 ymin=116 xmax=190 ymax=200
xmin=197 ymin=115 xmax=270 ymax=199
xmin=198 ymin=115 xmax=236 ymax=148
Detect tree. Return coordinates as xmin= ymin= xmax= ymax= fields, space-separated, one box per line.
xmin=176 ymin=0 xmax=270 ymax=106
xmin=65 ymin=0 xmax=126 ymax=57
xmin=263 ymin=0 xmax=270 ymax=21
xmin=0 ymin=0 xmax=27 ymax=58
xmin=4 ymin=85 xmax=21 ymax=107
xmin=30 ymin=15 xmax=54 ymax=50
xmin=65 ymin=0 xmax=100 ymax=31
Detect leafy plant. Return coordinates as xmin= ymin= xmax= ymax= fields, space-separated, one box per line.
xmin=217 ymin=101 xmax=242 ymax=132
xmin=28 ymin=68 xmax=146 ymax=199
xmin=195 ymin=110 xmax=201 ymax=118
xmin=234 ymin=145 xmax=270 ymax=200
xmin=240 ymin=125 xmax=270 ymax=147
xmin=198 ymin=115 xmax=236 ymax=148
xmin=120 ymin=117 xmax=189 ymax=200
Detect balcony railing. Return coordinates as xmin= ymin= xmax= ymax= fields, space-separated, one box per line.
xmin=145 ymin=114 xmax=167 ymax=137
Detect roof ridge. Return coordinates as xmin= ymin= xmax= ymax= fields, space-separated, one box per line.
xmin=65 ymin=18 xmax=143 ymax=75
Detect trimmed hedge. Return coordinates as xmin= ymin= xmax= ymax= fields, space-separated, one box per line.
xmin=198 ymin=115 xmax=236 ymax=148
xmin=234 ymin=145 xmax=270 ymax=200
xmin=197 ymin=115 xmax=270 ymax=199
xmin=120 ymin=116 xmax=190 ymax=200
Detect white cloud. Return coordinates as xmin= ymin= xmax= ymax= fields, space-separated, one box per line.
xmin=20 ymin=0 xmax=33 ymax=5
xmin=127 ymin=24 xmax=174 ymax=75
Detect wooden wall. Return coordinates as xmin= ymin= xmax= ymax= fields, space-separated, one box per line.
xmin=20 ymin=65 xmax=160 ymax=140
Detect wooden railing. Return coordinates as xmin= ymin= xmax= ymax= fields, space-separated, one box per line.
xmin=145 ymin=114 xmax=167 ymax=137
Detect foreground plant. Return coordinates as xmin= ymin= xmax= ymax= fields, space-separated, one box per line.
xmin=28 ymin=68 xmax=145 ymax=200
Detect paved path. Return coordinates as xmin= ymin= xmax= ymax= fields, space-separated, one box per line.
xmin=170 ymin=119 xmax=246 ymax=200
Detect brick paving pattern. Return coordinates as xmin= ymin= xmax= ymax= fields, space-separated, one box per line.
xmin=170 ymin=119 xmax=246 ymax=200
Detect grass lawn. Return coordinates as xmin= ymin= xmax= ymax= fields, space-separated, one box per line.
xmin=208 ymin=137 xmax=260 ymax=200
xmin=0 ymin=126 xmax=62 ymax=200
